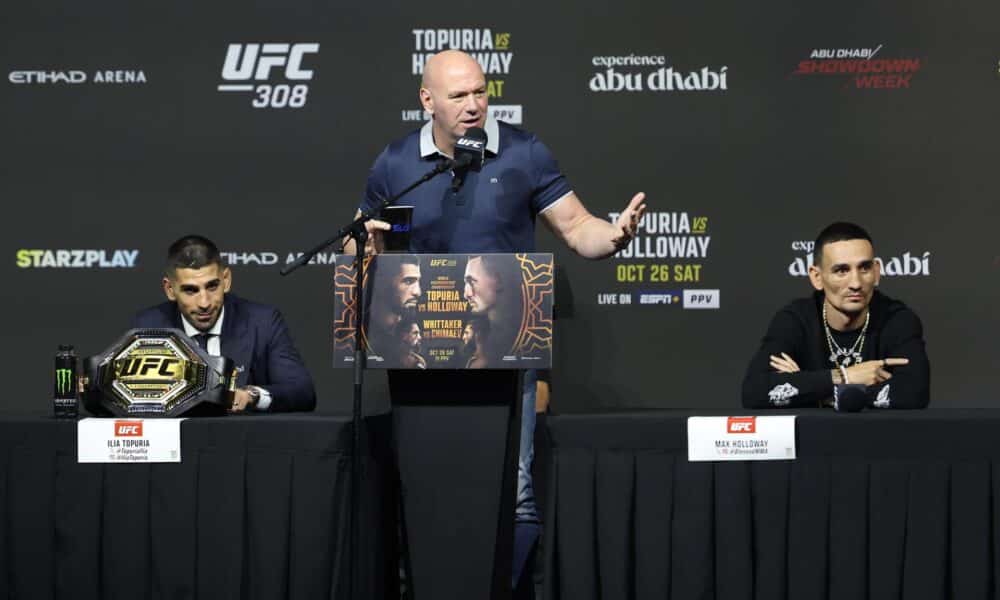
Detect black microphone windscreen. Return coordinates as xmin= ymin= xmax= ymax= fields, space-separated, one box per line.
xmin=454 ymin=127 xmax=487 ymax=172
xmin=834 ymin=384 xmax=868 ymax=413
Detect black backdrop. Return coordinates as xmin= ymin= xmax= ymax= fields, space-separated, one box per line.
xmin=2 ymin=0 xmax=998 ymax=415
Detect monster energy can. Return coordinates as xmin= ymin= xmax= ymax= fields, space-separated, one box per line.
xmin=54 ymin=345 xmax=78 ymax=418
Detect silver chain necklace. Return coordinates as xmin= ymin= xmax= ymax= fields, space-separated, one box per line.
xmin=823 ymin=302 xmax=869 ymax=367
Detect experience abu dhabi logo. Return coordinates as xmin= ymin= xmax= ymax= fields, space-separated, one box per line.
xmin=401 ymin=28 xmax=523 ymax=125
xmin=218 ymin=42 xmax=319 ymax=109
xmin=787 ymin=239 xmax=930 ymax=276
xmin=589 ymin=53 xmax=728 ymax=93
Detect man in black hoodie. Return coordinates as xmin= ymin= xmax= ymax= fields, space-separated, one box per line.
xmin=742 ymin=222 xmax=930 ymax=409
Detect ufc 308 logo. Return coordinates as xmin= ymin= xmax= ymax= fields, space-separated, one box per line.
xmin=726 ymin=416 xmax=755 ymax=434
xmin=218 ymin=43 xmax=319 ymax=109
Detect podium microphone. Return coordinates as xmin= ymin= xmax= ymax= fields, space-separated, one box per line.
xmin=454 ymin=126 xmax=487 ymax=171
xmin=833 ymin=384 xmax=868 ymax=413
xmin=451 ymin=127 xmax=487 ymax=197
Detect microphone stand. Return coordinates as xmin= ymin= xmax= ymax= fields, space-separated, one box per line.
xmin=281 ymin=157 xmax=454 ymax=599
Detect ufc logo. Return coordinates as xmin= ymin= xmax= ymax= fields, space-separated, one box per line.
xmin=115 ymin=421 xmax=143 ymax=437
xmin=222 ymin=43 xmax=319 ymax=81
xmin=727 ymin=417 xmax=756 ymax=434
xmin=119 ymin=356 xmax=180 ymax=377
xmin=457 ymin=138 xmax=483 ymax=149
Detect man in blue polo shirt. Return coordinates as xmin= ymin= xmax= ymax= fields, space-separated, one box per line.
xmin=346 ymin=49 xmax=647 ymax=597
xmin=349 ymin=50 xmax=646 ymax=257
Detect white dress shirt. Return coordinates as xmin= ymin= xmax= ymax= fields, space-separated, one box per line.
xmin=180 ymin=309 xmax=272 ymax=410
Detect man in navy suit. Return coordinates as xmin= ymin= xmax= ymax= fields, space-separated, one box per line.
xmin=134 ymin=235 xmax=316 ymax=413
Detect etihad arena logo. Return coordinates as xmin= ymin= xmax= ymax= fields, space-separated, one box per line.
xmin=589 ymin=54 xmax=728 ymax=93
xmin=401 ymin=28 xmax=522 ymax=124
xmin=218 ymin=42 xmax=319 ymax=109
xmin=8 ymin=70 xmax=146 ymax=85
xmin=16 ymin=249 xmax=139 ymax=269
xmin=220 ymin=251 xmax=339 ymax=266
xmin=787 ymin=240 xmax=930 ymax=277
xmin=790 ymin=44 xmax=922 ymax=90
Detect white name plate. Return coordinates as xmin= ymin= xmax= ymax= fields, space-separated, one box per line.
xmin=78 ymin=418 xmax=185 ymax=463
xmin=687 ymin=416 xmax=796 ymax=462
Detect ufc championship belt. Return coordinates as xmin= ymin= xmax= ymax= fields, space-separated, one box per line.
xmin=82 ymin=328 xmax=236 ymax=417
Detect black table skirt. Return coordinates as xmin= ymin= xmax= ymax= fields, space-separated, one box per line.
xmin=543 ymin=410 xmax=1000 ymax=600
xmin=0 ymin=414 xmax=395 ymax=600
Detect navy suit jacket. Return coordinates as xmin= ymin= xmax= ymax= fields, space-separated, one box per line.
xmin=133 ymin=294 xmax=316 ymax=412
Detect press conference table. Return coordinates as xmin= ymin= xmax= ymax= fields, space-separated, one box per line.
xmin=6 ymin=409 xmax=999 ymax=600
xmin=542 ymin=409 xmax=1000 ymax=600
xmin=0 ymin=414 xmax=395 ymax=600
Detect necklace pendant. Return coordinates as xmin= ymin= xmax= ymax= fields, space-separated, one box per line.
xmin=828 ymin=352 xmax=838 ymax=364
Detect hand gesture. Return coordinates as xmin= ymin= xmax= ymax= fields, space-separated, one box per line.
xmin=844 ymin=358 xmax=909 ymax=387
xmin=611 ymin=192 xmax=647 ymax=249
xmin=769 ymin=352 xmax=800 ymax=373
xmin=362 ymin=219 xmax=390 ymax=256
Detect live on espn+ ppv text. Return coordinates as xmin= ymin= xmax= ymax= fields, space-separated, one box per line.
xmin=3 ymin=4 xmax=998 ymax=413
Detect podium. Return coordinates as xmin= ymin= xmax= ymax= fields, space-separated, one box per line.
xmin=334 ymin=253 xmax=553 ymax=599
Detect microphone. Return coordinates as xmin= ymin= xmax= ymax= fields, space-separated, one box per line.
xmin=450 ymin=127 xmax=487 ymax=199
xmin=833 ymin=384 xmax=868 ymax=413
xmin=453 ymin=127 xmax=487 ymax=172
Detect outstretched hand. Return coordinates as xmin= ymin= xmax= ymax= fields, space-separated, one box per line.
xmin=611 ymin=192 xmax=647 ymax=249
xmin=845 ymin=358 xmax=909 ymax=386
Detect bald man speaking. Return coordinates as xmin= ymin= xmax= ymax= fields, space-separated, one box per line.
xmin=346 ymin=50 xmax=646 ymax=598
xmin=347 ymin=49 xmax=646 ymax=257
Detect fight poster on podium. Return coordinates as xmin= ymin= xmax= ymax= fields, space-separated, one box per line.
xmin=333 ymin=253 xmax=553 ymax=369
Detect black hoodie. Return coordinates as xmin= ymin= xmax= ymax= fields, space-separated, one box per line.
xmin=742 ymin=291 xmax=930 ymax=409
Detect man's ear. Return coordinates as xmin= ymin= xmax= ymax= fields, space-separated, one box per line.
xmin=807 ymin=264 xmax=824 ymax=291
xmin=222 ymin=267 xmax=232 ymax=293
xmin=419 ymin=87 xmax=434 ymax=115
xmin=162 ymin=276 xmax=176 ymax=301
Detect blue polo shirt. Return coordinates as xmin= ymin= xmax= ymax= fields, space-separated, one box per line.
xmin=360 ymin=116 xmax=572 ymax=253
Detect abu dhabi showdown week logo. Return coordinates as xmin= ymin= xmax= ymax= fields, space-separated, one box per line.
xmin=790 ymin=44 xmax=922 ymax=90
xmin=403 ymin=28 xmax=522 ymax=125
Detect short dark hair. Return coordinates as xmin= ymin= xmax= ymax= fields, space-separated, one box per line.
xmin=400 ymin=254 xmax=419 ymax=268
xmin=165 ymin=235 xmax=225 ymax=276
xmin=468 ymin=254 xmax=509 ymax=292
xmin=813 ymin=222 xmax=873 ymax=265
xmin=465 ymin=314 xmax=490 ymax=340
xmin=396 ymin=317 xmax=420 ymax=338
